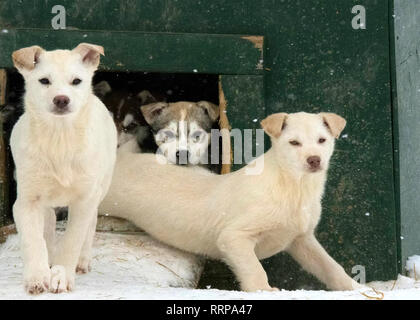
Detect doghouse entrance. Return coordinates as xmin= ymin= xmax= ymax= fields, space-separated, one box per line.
xmin=93 ymin=71 xmax=226 ymax=173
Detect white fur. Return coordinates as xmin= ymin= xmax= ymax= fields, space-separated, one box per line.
xmin=100 ymin=112 xmax=361 ymax=292
xmin=11 ymin=44 xmax=117 ymax=294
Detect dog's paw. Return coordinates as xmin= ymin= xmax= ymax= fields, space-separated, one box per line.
xmin=243 ymin=283 xmax=280 ymax=292
xmin=24 ymin=267 xmax=51 ymax=295
xmin=50 ymin=265 xmax=74 ymax=293
xmin=254 ymin=286 xmax=279 ymax=292
xmin=351 ymin=280 xmax=368 ymax=291
xmin=266 ymin=286 xmax=280 ymax=292
xmin=354 ymin=283 xmax=375 ymax=295
xmin=76 ymin=257 xmax=91 ymax=275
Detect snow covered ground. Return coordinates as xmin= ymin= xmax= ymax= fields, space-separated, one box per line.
xmin=1 ymin=231 xmax=420 ymax=300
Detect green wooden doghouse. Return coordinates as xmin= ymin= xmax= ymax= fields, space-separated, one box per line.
xmin=0 ymin=0 xmax=419 ymax=290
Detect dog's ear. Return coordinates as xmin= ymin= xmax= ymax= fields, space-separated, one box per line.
xmin=12 ymin=46 xmax=44 ymax=72
xmin=320 ymin=113 xmax=346 ymax=139
xmin=73 ymin=43 xmax=104 ymax=69
xmin=141 ymin=102 xmax=169 ymax=125
xmin=137 ymin=90 xmax=158 ymax=105
xmin=261 ymin=113 xmax=288 ymax=139
xmin=197 ymin=101 xmax=219 ymax=122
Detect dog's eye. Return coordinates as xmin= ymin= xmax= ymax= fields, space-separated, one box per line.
xmin=318 ymin=138 xmax=326 ymax=144
xmin=72 ymin=78 xmax=82 ymax=85
xmin=191 ymin=131 xmax=204 ymax=143
xmin=289 ymin=140 xmax=301 ymax=146
xmin=39 ymin=78 xmax=50 ymax=85
xmin=124 ymin=122 xmax=138 ymax=132
xmin=164 ymin=131 xmax=175 ymax=142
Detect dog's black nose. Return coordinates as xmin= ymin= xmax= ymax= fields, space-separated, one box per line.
xmin=307 ymin=156 xmax=321 ymax=170
xmin=176 ymin=150 xmax=189 ymax=165
xmin=53 ymin=95 xmax=70 ymax=109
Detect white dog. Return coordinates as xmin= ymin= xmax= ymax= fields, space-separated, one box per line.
xmin=11 ymin=43 xmax=117 ymax=294
xmin=100 ymin=112 xmax=362 ymax=292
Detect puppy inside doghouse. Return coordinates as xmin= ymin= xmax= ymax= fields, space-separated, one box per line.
xmin=140 ymin=100 xmax=220 ymax=170
xmin=94 ymin=77 xmax=223 ymax=172
xmin=94 ymin=80 xmax=159 ymax=152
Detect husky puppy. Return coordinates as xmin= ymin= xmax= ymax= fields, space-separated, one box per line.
xmin=141 ymin=101 xmax=219 ymax=166
xmin=10 ymin=43 xmax=117 ymax=294
xmin=99 ymin=112 xmax=363 ymax=292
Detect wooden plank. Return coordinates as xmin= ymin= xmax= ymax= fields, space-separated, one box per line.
xmin=0 ymin=69 xmax=6 ymax=106
xmin=218 ymin=78 xmax=232 ymax=174
xmin=0 ymin=28 xmax=263 ymax=75
xmin=393 ymin=0 xmax=420 ymax=270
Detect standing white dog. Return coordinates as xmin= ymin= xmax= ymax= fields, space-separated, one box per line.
xmin=100 ymin=112 xmax=362 ymax=292
xmin=11 ymin=43 xmax=117 ymax=294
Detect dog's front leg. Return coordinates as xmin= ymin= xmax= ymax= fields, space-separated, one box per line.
xmin=76 ymin=213 xmax=98 ymax=274
xmin=44 ymin=207 xmax=56 ymax=266
xmin=50 ymin=196 xmax=99 ymax=293
xmin=287 ymin=233 xmax=362 ymax=291
xmin=13 ymin=199 xmax=51 ymax=294
xmin=217 ymin=232 xmax=278 ymax=292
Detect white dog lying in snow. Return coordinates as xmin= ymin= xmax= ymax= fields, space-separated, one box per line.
xmin=100 ymin=111 xmax=363 ymax=292
xmin=11 ymin=43 xmax=117 ymax=294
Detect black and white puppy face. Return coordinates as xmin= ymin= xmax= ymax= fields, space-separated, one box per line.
xmin=118 ymin=113 xmax=141 ymax=146
xmin=141 ymin=101 xmax=219 ymax=165
xmin=93 ymin=83 xmax=157 ymax=148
